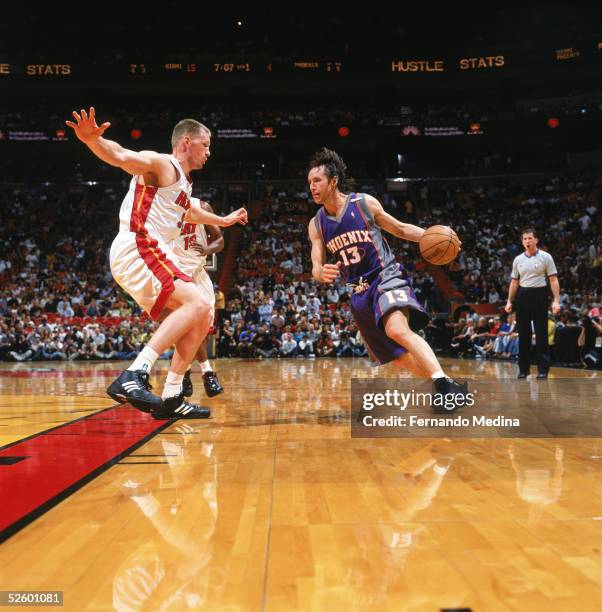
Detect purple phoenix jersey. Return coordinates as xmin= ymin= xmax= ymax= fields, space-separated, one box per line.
xmin=314 ymin=193 xmax=429 ymax=364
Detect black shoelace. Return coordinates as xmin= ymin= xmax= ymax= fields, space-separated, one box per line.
xmin=135 ymin=371 xmax=153 ymax=391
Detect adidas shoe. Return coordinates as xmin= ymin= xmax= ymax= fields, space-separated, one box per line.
xmin=203 ymin=371 xmax=224 ymax=397
xmin=107 ymin=369 xmax=162 ymax=413
xmin=182 ymin=368 xmax=193 ymax=397
xmin=151 ymin=393 xmax=210 ymax=420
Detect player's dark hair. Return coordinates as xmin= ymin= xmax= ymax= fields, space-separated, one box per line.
xmin=521 ymin=228 xmax=538 ymax=238
xmin=308 ymin=147 xmax=354 ymax=190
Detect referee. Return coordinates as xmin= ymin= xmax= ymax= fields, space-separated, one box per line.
xmin=505 ymin=229 xmax=560 ymax=379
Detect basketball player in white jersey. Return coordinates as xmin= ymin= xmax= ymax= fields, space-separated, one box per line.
xmin=66 ymin=108 xmax=247 ymax=419
xmin=170 ymin=197 xmax=225 ymax=398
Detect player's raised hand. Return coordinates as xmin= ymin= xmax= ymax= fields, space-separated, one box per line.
xmin=221 ymin=208 xmax=248 ymax=227
xmin=319 ymin=261 xmax=342 ymax=283
xmin=65 ymin=107 xmax=111 ymax=143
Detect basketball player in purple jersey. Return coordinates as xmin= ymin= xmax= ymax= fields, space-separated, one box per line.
xmin=307 ymin=148 xmax=467 ymax=411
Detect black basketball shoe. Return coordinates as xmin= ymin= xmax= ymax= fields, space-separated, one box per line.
xmin=151 ymin=393 xmax=211 ymax=420
xmin=203 ymin=371 xmax=224 ymax=397
xmin=107 ymin=369 xmax=162 ymax=413
xmin=182 ymin=368 xmax=193 ymax=397
xmin=432 ymin=377 xmax=470 ymax=414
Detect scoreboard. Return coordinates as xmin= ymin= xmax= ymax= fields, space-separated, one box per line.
xmin=0 ymin=40 xmax=600 ymax=79
xmin=0 ymin=60 xmax=345 ymax=77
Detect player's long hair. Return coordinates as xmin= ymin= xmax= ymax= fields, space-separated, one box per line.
xmin=308 ymin=147 xmax=355 ymax=191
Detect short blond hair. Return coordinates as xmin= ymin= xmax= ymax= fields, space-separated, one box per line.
xmin=171 ymin=119 xmax=211 ymax=149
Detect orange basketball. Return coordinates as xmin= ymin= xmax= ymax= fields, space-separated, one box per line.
xmin=419 ymin=225 xmax=460 ymax=265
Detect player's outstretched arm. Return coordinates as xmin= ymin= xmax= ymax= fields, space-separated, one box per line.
xmin=309 ymin=219 xmax=341 ymax=283
xmin=185 ymin=198 xmax=248 ymax=227
xmin=364 ymin=194 xmax=425 ymax=242
xmin=65 ymin=107 xmax=168 ymax=176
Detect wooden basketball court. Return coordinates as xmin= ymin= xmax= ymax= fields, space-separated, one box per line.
xmin=0 ymin=358 xmax=601 ymax=610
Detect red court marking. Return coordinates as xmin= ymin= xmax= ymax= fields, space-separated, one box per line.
xmin=0 ymin=405 xmax=171 ymax=541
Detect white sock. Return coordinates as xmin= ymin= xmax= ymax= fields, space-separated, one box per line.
xmin=431 ymin=370 xmax=446 ymax=380
xmin=162 ymin=371 xmax=184 ymax=399
xmin=128 ymin=346 xmax=159 ymax=373
xmin=200 ymin=360 xmax=212 ymax=373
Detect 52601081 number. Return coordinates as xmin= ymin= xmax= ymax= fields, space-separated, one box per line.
xmin=0 ymin=591 xmax=63 ymax=606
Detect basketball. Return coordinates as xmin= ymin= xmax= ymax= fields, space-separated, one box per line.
xmin=419 ymin=225 xmax=461 ymax=265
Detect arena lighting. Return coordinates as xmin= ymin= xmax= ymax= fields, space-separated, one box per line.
xmin=53 ymin=128 xmax=68 ymax=142
xmin=402 ymin=125 xmax=420 ymax=136
xmin=260 ymin=126 xmax=276 ymax=139
xmin=130 ymin=128 xmax=142 ymax=139
xmin=338 ymin=126 xmax=350 ymax=137
xmin=547 ymin=117 xmax=560 ymax=128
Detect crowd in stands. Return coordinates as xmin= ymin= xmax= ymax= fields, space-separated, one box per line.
xmin=3 ymin=92 xmax=601 ymax=138
xmin=419 ymin=174 xmax=602 ymax=303
xmin=444 ymin=307 xmax=602 ymax=369
xmin=0 ymin=181 xmax=146 ymax=362
xmin=1 ymin=171 xmax=601 ymax=368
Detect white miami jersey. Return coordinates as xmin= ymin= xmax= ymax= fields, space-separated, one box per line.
xmin=117 ymin=155 xmax=192 ymax=244
xmin=170 ymin=197 xmax=210 ymax=275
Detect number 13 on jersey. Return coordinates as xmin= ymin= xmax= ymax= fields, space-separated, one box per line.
xmin=339 ymin=246 xmax=362 ymax=266
xmin=385 ymin=288 xmax=408 ymax=305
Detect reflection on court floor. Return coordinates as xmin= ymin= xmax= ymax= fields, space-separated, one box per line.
xmin=0 ymin=358 xmax=600 ymax=610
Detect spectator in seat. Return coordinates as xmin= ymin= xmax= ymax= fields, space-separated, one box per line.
xmin=335 ymin=331 xmax=354 ymax=357
xmin=217 ymin=320 xmax=236 ymax=357
xmin=253 ymin=324 xmax=279 ymax=358
xmin=280 ymin=331 xmax=298 ymax=357
xmin=8 ymin=333 xmax=33 ymax=361
xmin=316 ymin=330 xmax=335 ymax=357
xmin=237 ymin=325 xmax=256 ymax=358
xmin=579 ymin=308 xmax=602 ymax=368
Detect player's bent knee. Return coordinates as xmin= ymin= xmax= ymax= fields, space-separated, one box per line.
xmin=387 ymin=327 xmax=415 ymax=346
xmin=189 ymin=297 xmax=211 ymax=321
